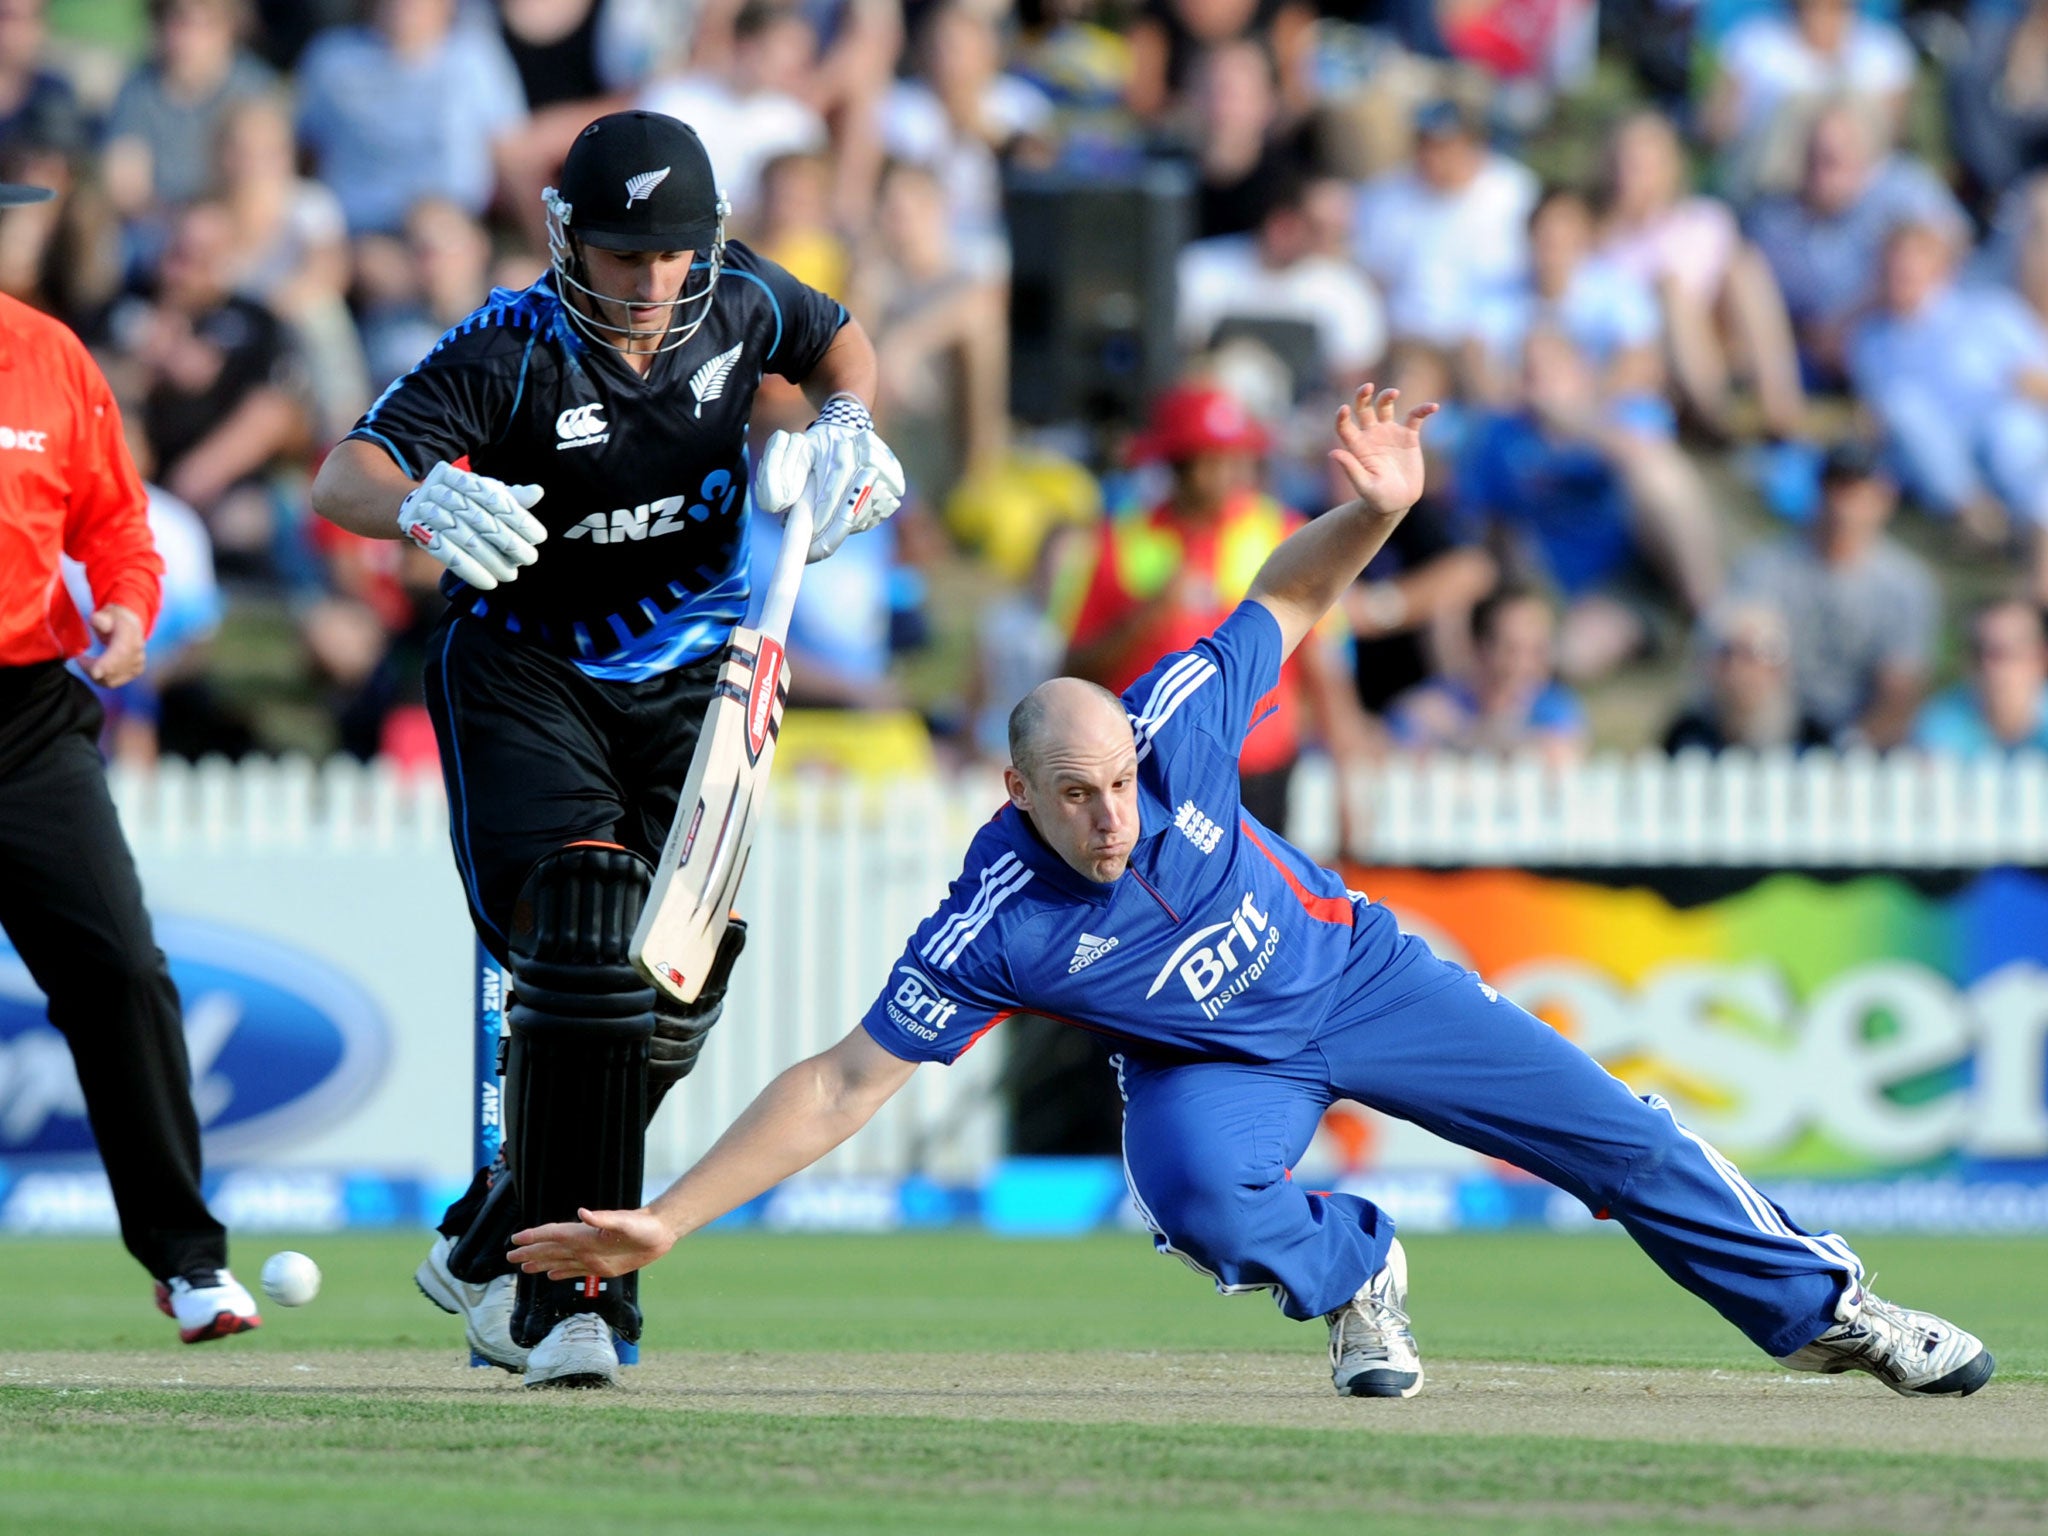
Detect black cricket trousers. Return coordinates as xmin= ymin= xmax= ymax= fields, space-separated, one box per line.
xmin=0 ymin=661 xmax=225 ymax=1280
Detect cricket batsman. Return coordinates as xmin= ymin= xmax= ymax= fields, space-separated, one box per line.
xmin=509 ymin=384 xmax=1994 ymax=1401
xmin=310 ymin=111 xmax=903 ymax=1387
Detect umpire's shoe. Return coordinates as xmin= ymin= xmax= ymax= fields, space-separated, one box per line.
xmin=524 ymin=1313 xmax=619 ymax=1389
xmin=155 ymin=1268 xmax=261 ymax=1343
xmin=415 ymin=1235 xmax=527 ymax=1372
xmin=1326 ymin=1238 xmax=1423 ymax=1399
xmin=1776 ymin=1280 xmax=1994 ymax=1396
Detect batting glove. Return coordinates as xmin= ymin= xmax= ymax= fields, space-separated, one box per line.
xmin=755 ymin=394 xmax=906 ymax=563
xmin=397 ymin=461 xmax=548 ymax=591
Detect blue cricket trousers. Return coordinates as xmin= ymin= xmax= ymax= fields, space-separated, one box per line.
xmin=1114 ymin=901 xmax=1860 ymax=1359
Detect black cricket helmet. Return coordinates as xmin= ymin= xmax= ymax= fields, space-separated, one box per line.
xmin=542 ymin=110 xmax=731 ymax=352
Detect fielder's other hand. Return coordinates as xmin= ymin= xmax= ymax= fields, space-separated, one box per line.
xmin=756 ymin=394 xmax=906 ymax=564
xmin=84 ymin=603 xmax=147 ymax=687
xmin=397 ymin=460 xmax=548 ymax=591
xmin=1330 ymin=383 xmax=1437 ymax=520
xmin=509 ymin=1206 xmax=673 ymax=1280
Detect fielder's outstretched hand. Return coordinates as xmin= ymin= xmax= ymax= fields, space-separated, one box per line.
xmin=1330 ymin=383 xmax=1437 ymax=519
xmin=397 ymin=460 xmax=548 ymax=591
xmin=509 ymin=1206 xmax=672 ymax=1280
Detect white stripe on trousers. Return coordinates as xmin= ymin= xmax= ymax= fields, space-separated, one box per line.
xmin=1646 ymin=1094 xmax=1863 ymax=1281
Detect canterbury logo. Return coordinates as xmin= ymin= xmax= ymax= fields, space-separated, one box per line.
xmin=689 ymin=342 xmax=744 ymax=418
xmin=556 ymin=402 xmax=608 ymax=447
xmin=625 ymin=167 xmax=671 ymax=207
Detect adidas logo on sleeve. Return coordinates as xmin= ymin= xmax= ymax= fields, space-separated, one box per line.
xmin=1069 ymin=932 xmax=1119 ymax=974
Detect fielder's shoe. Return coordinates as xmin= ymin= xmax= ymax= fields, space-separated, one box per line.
xmin=523 ymin=1312 xmax=619 ymax=1390
xmin=154 ymin=1268 xmax=260 ymax=1343
xmin=1776 ymin=1280 xmax=1994 ymax=1397
xmin=1326 ymin=1238 xmax=1422 ymax=1399
xmin=414 ymin=1235 xmax=527 ymax=1373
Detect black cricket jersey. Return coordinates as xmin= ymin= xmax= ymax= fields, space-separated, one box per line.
xmin=345 ymin=241 xmax=847 ymax=681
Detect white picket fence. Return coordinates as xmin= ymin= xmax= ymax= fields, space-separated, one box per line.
xmin=106 ymin=751 xmax=2048 ymax=1185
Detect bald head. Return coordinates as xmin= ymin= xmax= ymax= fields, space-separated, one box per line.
xmin=1008 ymin=677 xmax=1129 ymax=784
xmin=1005 ymin=677 xmax=1141 ymax=883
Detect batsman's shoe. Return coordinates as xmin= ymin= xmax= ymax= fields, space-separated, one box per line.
xmin=414 ymin=1235 xmax=528 ymax=1372
xmin=1775 ymin=1282 xmax=1994 ymax=1397
xmin=154 ymin=1268 xmax=261 ymax=1343
xmin=1326 ymin=1238 xmax=1422 ymax=1399
xmin=523 ymin=1312 xmax=619 ymax=1390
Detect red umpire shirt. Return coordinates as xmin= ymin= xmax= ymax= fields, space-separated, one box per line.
xmin=0 ymin=292 xmax=161 ymax=667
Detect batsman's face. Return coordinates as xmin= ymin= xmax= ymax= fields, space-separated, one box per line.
xmin=577 ymin=244 xmax=697 ymax=341
xmin=1007 ymin=704 xmax=1141 ymax=885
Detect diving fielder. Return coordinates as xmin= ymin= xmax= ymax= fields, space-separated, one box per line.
xmin=509 ymin=385 xmax=1994 ymax=1401
xmin=311 ymin=111 xmax=903 ymax=1387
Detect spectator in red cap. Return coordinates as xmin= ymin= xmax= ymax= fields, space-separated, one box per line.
xmin=1055 ymin=381 xmax=1371 ymax=835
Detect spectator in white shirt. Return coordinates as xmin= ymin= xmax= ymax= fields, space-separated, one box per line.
xmin=294 ymin=0 xmax=528 ymax=235
xmin=1179 ymin=174 xmax=1386 ymax=389
xmin=639 ymin=0 xmax=828 ymax=219
xmin=882 ymin=0 xmax=1055 ymax=281
xmin=1850 ymin=220 xmax=2048 ymax=599
xmin=1353 ymin=99 xmax=1538 ymax=351
xmin=1746 ymin=102 xmax=1968 ymax=388
xmin=1704 ymin=0 xmax=1915 ymax=201
xmin=1467 ymin=186 xmax=1667 ymax=424
xmin=1598 ymin=107 xmax=1806 ymax=439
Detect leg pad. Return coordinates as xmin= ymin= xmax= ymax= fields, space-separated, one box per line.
xmin=503 ymin=844 xmax=656 ymax=1345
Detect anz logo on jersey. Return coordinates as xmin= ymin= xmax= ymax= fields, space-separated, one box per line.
xmin=1146 ymin=892 xmax=1282 ymax=1021
xmin=563 ymin=466 xmax=743 ymax=544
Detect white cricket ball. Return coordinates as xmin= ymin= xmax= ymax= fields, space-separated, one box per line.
xmin=260 ymin=1250 xmax=321 ymax=1307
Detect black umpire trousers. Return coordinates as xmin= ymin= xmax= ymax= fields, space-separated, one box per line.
xmin=0 ymin=661 xmax=225 ymax=1280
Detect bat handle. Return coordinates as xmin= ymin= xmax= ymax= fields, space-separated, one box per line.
xmin=756 ymin=490 xmax=813 ymax=645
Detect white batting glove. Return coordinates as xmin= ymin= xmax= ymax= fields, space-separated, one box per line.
xmin=397 ymin=461 xmax=548 ymax=591
xmin=755 ymin=395 xmax=906 ymax=563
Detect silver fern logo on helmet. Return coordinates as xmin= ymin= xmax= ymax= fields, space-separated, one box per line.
xmin=540 ymin=181 xmax=731 ymax=355
xmin=624 ymin=167 xmax=670 ymax=207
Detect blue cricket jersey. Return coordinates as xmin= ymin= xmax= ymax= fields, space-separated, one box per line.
xmin=862 ymin=601 xmax=1405 ymax=1065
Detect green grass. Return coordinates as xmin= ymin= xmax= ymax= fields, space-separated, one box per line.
xmin=3 ymin=1231 xmax=2043 ymax=1535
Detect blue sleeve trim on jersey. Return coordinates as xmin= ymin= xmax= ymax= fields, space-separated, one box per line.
xmin=348 ymin=427 xmax=417 ymax=480
xmin=703 ymin=263 xmax=783 ymax=359
xmin=498 ymin=328 xmax=541 ymax=445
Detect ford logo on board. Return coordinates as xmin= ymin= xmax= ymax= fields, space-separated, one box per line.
xmin=0 ymin=915 xmax=389 ymax=1160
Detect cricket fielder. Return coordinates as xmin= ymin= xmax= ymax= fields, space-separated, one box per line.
xmin=311 ymin=111 xmax=902 ymax=1387
xmin=510 ymin=385 xmax=1994 ymax=1400
xmin=0 ymin=179 xmax=260 ymax=1345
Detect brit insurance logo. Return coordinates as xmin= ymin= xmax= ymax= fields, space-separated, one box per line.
xmin=0 ymin=916 xmax=389 ymax=1160
xmin=886 ymin=965 xmax=960 ymax=1042
xmin=1145 ymin=892 xmax=1280 ymax=1021
xmin=555 ymin=401 xmax=609 ymax=450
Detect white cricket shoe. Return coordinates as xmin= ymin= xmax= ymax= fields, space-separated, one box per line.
xmin=523 ymin=1312 xmax=619 ymax=1390
xmin=153 ymin=1268 xmax=260 ymax=1343
xmin=414 ymin=1235 xmax=527 ymax=1373
xmin=1326 ymin=1238 xmax=1422 ymax=1399
xmin=1776 ymin=1280 xmax=1994 ymax=1397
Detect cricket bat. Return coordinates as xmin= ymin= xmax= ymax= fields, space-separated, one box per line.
xmin=631 ymin=490 xmax=814 ymax=1005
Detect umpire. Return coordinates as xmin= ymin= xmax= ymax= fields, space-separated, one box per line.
xmin=0 ymin=181 xmax=257 ymax=1343
xmin=311 ymin=111 xmax=904 ymax=1387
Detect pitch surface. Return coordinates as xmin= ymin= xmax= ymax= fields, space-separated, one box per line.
xmin=3 ymin=1231 xmax=2041 ymax=1534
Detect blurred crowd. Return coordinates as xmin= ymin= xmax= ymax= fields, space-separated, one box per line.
xmin=12 ymin=0 xmax=2048 ymax=796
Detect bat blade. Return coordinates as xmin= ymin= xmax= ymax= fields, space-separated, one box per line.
xmin=631 ymin=625 xmax=790 ymax=1004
